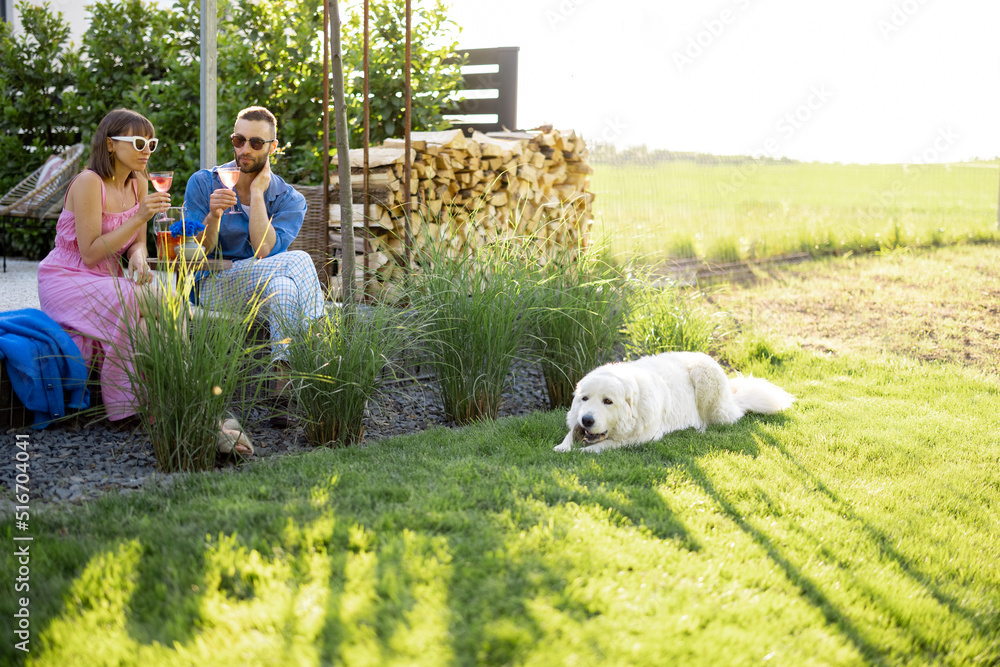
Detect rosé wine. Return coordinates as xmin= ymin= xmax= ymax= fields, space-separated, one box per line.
xmin=149 ymin=171 xmax=173 ymax=193
xmin=217 ymin=166 xmax=241 ymax=214
xmin=218 ymin=168 xmax=240 ymax=188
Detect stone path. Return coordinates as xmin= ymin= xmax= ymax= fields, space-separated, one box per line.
xmin=1 ymin=365 xmax=552 ymax=507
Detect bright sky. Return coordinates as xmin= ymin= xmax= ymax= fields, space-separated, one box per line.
xmin=447 ymin=0 xmax=1000 ymax=164
xmin=49 ymin=0 xmax=998 ymax=164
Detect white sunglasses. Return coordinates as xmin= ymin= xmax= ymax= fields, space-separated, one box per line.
xmin=111 ymin=135 xmax=159 ymax=152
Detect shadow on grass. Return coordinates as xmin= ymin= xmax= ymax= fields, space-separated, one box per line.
xmin=505 ymin=411 xmax=698 ymax=544
xmin=681 ymin=451 xmax=885 ymax=663
xmin=13 ymin=404 xmax=990 ymax=664
xmin=682 ymin=414 xmax=994 ymax=664
xmin=769 ymin=437 xmax=996 ymax=645
xmin=124 ymin=523 xmax=209 ymax=649
xmin=0 ymin=413 xmax=694 ymax=664
xmin=297 ymin=416 xmax=699 ymax=665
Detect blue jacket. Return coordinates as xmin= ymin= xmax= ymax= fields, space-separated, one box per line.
xmin=0 ymin=309 xmax=89 ymax=429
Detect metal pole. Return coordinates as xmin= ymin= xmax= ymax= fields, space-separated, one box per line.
xmin=363 ymin=0 xmax=371 ymax=286
xmin=329 ymin=0 xmax=356 ymax=307
xmin=402 ymin=0 xmax=413 ymax=266
xmin=199 ymin=0 xmax=217 ymax=169
xmin=322 ymin=0 xmax=331 ymax=285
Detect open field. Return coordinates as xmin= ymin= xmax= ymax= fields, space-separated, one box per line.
xmin=2 ymin=245 xmax=999 ymax=665
xmin=591 ymin=160 xmax=1000 ymax=263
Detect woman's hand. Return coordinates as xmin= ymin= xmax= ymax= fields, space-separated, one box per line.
xmin=139 ymin=191 xmax=171 ymax=222
xmin=127 ymin=252 xmax=153 ymax=286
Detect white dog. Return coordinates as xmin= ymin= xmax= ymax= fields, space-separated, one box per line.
xmin=554 ymin=352 xmax=795 ymax=453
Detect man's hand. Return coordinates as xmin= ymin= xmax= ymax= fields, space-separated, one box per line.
xmin=250 ymin=158 xmax=272 ymax=197
xmin=209 ymin=187 xmax=239 ymax=217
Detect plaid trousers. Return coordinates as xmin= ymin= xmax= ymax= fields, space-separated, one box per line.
xmin=198 ymin=250 xmax=325 ymax=361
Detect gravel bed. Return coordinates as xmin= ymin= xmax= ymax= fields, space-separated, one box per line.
xmin=0 ymin=364 xmax=553 ymax=508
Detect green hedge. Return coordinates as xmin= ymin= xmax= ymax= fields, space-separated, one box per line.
xmin=0 ymin=0 xmax=464 ymax=258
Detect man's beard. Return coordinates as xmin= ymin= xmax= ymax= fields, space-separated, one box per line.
xmin=236 ymin=152 xmax=267 ymax=174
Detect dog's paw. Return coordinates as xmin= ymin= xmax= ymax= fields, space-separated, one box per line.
xmin=554 ymin=442 xmax=572 ymax=453
xmin=579 ymin=443 xmax=605 ymax=454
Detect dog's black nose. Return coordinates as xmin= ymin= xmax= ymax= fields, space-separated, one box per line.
xmin=581 ymin=414 xmax=595 ymax=428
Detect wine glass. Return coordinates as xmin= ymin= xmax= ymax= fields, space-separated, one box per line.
xmin=149 ymin=170 xmax=173 ymax=223
xmin=149 ymin=170 xmax=173 ymax=193
xmin=217 ymin=165 xmax=241 ymax=214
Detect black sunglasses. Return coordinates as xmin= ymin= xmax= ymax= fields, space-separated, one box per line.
xmin=231 ymin=134 xmax=276 ymax=151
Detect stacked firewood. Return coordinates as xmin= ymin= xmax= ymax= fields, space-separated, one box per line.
xmin=329 ymin=127 xmax=595 ymax=291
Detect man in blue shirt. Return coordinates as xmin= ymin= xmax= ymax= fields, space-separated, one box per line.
xmin=184 ymin=106 xmax=325 ymax=422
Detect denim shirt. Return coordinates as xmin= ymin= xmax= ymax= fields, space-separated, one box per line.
xmin=183 ymin=162 xmax=307 ymax=260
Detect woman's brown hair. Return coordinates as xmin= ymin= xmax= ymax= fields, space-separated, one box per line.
xmin=88 ymin=108 xmax=156 ymax=182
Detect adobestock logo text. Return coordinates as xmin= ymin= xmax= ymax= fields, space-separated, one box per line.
xmin=877 ymin=0 xmax=933 ymax=40
xmin=545 ymin=0 xmax=594 ymax=30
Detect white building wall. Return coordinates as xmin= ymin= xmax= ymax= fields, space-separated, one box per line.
xmin=5 ymin=0 xmax=97 ymax=46
xmin=50 ymin=0 xmax=90 ymax=45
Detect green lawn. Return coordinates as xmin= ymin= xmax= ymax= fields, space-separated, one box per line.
xmin=591 ymin=161 xmax=1000 ymax=262
xmin=3 ymin=348 xmax=999 ymax=665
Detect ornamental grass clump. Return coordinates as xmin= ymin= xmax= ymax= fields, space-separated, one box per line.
xmin=120 ymin=268 xmax=267 ymax=472
xmin=409 ymin=239 xmax=538 ymax=424
xmin=531 ymin=245 xmax=637 ymax=408
xmin=284 ymin=302 xmax=425 ymax=447
xmin=626 ymin=282 xmax=735 ymax=357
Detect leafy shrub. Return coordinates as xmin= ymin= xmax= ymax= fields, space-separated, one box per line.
xmin=342 ymin=0 xmax=465 ymax=146
xmin=0 ymin=1 xmax=79 ymax=165
xmin=3 ymin=217 xmax=56 ymax=259
xmin=67 ymin=0 xmax=176 ymax=138
xmin=0 ymin=0 xmax=465 ymax=207
xmin=0 ymin=1 xmax=81 ymax=256
xmin=215 ymin=0 xmax=325 ymax=184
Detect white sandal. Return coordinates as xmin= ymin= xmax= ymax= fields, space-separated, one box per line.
xmin=217 ymin=416 xmax=254 ymax=456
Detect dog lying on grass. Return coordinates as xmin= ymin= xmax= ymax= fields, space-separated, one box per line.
xmin=554 ymin=352 xmax=795 ymax=453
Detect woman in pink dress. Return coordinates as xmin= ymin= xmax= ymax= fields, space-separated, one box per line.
xmin=37 ymin=108 xmax=170 ymax=421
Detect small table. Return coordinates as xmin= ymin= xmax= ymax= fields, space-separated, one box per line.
xmin=146 ymin=257 xmax=232 ymax=302
xmin=147 ymin=257 xmax=232 ymax=272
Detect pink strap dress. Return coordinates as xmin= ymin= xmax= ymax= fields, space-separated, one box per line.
xmin=37 ymin=172 xmax=142 ymax=421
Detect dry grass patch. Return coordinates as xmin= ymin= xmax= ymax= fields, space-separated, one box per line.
xmin=710 ymin=243 xmax=1000 ymax=373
